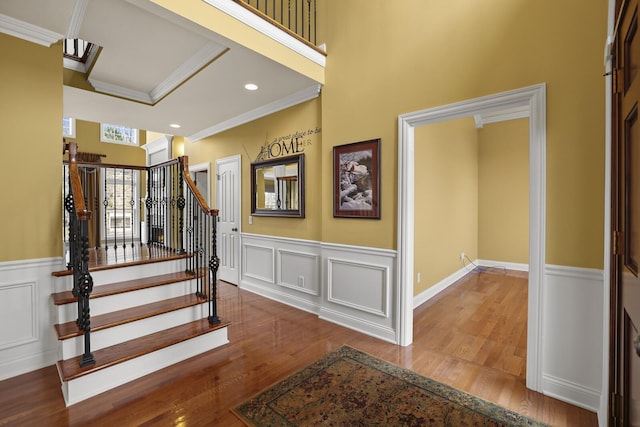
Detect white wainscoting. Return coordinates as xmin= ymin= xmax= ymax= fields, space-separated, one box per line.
xmin=242 ymin=234 xmax=322 ymax=315
xmin=0 ymin=257 xmax=65 ymax=380
xmin=542 ymin=264 xmax=604 ymax=412
xmin=321 ymin=243 xmax=397 ymax=343
xmin=240 ymin=234 xmax=398 ymax=343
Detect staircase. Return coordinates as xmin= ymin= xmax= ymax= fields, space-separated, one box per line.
xmin=51 ymin=249 xmax=229 ymax=406
xmin=54 ymin=141 xmax=228 ymax=406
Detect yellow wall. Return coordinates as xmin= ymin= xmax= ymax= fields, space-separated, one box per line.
xmin=320 ymin=0 xmax=606 ymax=269
xmin=478 ymin=119 xmax=529 ymax=264
xmin=0 ymin=0 xmax=607 ymax=273
xmin=184 ymin=98 xmax=322 ymax=240
xmin=67 ymin=119 xmax=146 ymax=166
xmin=414 ymin=118 xmax=478 ymax=294
xmin=0 ymin=34 xmax=62 ymax=261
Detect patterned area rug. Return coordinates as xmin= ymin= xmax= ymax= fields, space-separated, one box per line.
xmin=232 ymin=345 xmax=548 ymax=426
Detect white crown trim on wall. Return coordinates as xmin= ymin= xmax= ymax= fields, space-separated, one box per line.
xmin=0 ymin=13 xmax=62 ymax=47
xmin=189 ymin=83 xmax=322 ymax=141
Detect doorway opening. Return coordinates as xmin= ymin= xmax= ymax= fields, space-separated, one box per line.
xmin=397 ymin=83 xmax=546 ymax=392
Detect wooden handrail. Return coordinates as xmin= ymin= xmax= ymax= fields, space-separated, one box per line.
xmin=64 ymin=141 xmax=92 ymax=222
xmin=181 ymin=156 xmax=218 ymax=216
xmin=63 ymin=159 xmax=147 ymax=171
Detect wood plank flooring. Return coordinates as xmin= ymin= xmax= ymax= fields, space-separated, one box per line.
xmin=0 ymin=268 xmax=598 ymax=426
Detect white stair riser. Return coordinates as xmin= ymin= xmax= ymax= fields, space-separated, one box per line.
xmin=59 ymin=303 xmax=210 ymax=360
xmin=52 ymin=259 xmax=187 ymax=293
xmin=59 ymin=326 xmax=229 ymax=406
xmin=55 ymin=279 xmax=197 ymax=324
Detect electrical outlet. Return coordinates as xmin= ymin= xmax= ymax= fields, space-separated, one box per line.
xmin=417 ymin=272 xmax=421 ymax=283
xmin=460 ymin=252 xmax=465 ymax=261
xmin=298 ymin=275 xmax=305 ymax=287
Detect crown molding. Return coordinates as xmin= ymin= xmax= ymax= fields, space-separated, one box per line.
xmin=88 ymin=41 xmax=227 ymax=105
xmin=67 ymin=0 xmax=89 ymax=38
xmin=0 ymin=13 xmax=62 ymax=47
xmin=189 ymin=83 xmax=322 ymax=141
xmin=150 ymin=42 xmax=228 ymax=101
xmin=89 ymin=78 xmax=154 ymax=104
xmin=202 ymin=0 xmax=326 ymax=67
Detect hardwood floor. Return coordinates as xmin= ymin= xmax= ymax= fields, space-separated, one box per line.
xmin=0 ymin=268 xmax=597 ymax=426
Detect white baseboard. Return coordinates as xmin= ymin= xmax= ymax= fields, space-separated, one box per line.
xmin=413 ymin=260 xmax=529 ymax=309
xmin=476 ymin=259 xmax=529 ymax=272
xmin=0 ymin=349 xmax=58 ymax=381
xmin=542 ymin=374 xmax=600 ymax=412
xmin=240 ymin=280 xmax=321 ymax=315
xmin=413 ymin=265 xmax=469 ymax=309
xmin=319 ymin=306 xmax=397 ymax=344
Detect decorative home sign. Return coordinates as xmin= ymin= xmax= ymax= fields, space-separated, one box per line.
xmin=333 ymin=138 xmax=380 ymax=218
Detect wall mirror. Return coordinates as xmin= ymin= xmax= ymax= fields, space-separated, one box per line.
xmin=251 ymin=154 xmax=305 ymax=217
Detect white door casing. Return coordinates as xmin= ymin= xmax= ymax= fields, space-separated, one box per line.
xmin=397 ymin=83 xmax=546 ymax=392
xmin=216 ymin=155 xmax=241 ymax=285
xmin=189 ymin=162 xmax=211 ymax=206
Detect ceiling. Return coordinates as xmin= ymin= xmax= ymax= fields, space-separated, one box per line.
xmin=0 ymin=0 xmax=323 ymax=141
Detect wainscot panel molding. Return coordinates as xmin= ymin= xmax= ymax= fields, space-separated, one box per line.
xmin=240 ymin=234 xmax=399 ymax=343
xmin=542 ymin=264 xmax=604 ymax=412
xmin=277 ymin=249 xmax=320 ymax=296
xmin=0 ymin=257 xmax=65 ymax=380
xmin=327 ymin=258 xmax=389 ymax=317
xmin=319 ymin=242 xmax=397 ymax=344
xmin=242 ymin=243 xmax=276 ymax=284
xmin=241 ymin=234 xmax=322 ymax=315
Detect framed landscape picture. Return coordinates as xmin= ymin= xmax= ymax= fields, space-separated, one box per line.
xmin=333 ymin=138 xmax=380 ymax=219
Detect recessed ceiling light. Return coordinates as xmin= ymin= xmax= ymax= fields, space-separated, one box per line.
xmin=169 ymin=123 xmax=181 ymax=129
xmin=244 ymin=83 xmax=259 ymax=91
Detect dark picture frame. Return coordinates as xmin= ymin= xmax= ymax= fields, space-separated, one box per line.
xmin=333 ymin=138 xmax=380 ymax=219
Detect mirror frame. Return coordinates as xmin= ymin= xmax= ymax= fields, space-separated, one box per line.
xmin=250 ymin=153 xmax=305 ymax=218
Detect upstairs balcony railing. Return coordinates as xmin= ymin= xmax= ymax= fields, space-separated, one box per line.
xmin=62 ymin=142 xmax=220 ymax=367
xmin=234 ymin=0 xmax=318 ymax=47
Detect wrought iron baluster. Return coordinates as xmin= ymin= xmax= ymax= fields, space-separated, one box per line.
xmin=177 ymin=161 xmax=185 ymax=254
xmin=170 ymin=164 xmax=176 ymax=251
xmin=130 ymin=169 xmax=135 ymax=249
xmin=145 ymin=168 xmax=152 ymax=246
xmin=103 ymin=168 xmax=108 ymax=250
xmin=209 ymin=213 xmax=220 ymax=324
xmin=113 ymin=167 xmax=117 ymax=250
xmin=77 ymin=218 xmax=95 ymax=367
xmin=121 ymin=168 xmax=126 ymax=249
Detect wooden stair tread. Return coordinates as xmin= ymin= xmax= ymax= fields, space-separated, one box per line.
xmin=51 ymin=271 xmax=197 ymax=305
xmin=54 ymin=294 xmax=207 ymax=340
xmin=52 ymin=250 xmax=190 ymax=277
xmin=57 ymin=317 xmax=230 ymax=382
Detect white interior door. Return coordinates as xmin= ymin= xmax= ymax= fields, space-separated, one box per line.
xmin=216 ymin=155 xmax=241 ymax=285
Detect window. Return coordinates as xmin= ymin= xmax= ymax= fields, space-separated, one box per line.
xmin=63 ymin=117 xmax=75 ymax=138
xmin=101 ymin=123 xmax=139 ymax=146
xmin=102 ymin=168 xmax=140 ymax=240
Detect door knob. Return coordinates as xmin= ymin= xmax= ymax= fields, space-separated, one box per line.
xmin=634 ymin=335 xmax=640 ymax=358
xmin=232 ymin=227 xmax=238 ymax=232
